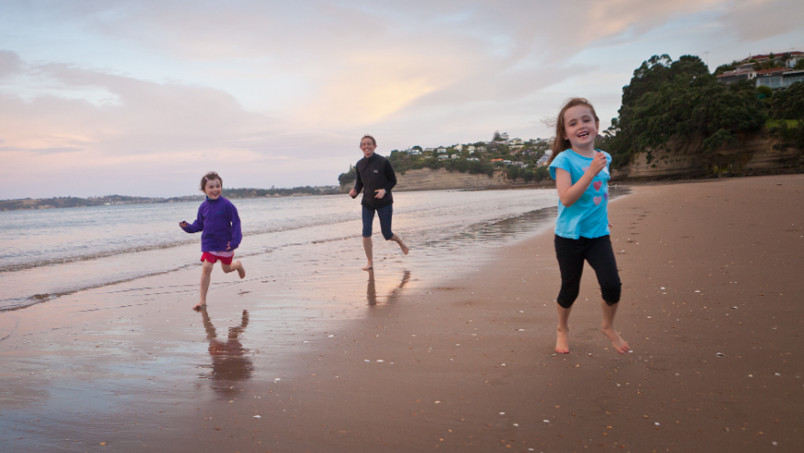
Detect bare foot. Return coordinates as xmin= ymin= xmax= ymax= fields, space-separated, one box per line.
xmin=362 ymin=264 xmax=373 ymax=271
xmin=237 ymin=264 xmax=246 ymax=279
xmin=400 ymin=244 xmax=409 ymax=255
xmin=601 ymin=326 xmax=630 ymax=354
xmin=555 ymin=327 xmax=570 ymax=354
xmin=193 ymin=303 xmax=207 ymax=311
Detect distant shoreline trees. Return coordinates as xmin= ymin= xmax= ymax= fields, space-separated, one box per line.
xmin=0 ymin=186 xmax=341 ymax=211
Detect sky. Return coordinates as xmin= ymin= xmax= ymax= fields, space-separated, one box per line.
xmin=1 ymin=0 xmax=802 ymax=199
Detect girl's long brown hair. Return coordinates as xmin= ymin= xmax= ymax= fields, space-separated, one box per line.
xmin=547 ymin=97 xmax=599 ymax=165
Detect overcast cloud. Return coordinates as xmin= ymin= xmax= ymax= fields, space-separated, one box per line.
xmin=1 ymin=0 xmax=802 ymax=198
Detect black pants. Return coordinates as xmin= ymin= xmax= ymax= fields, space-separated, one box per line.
xmin=554 ymin=235 xmax=621 ymax=308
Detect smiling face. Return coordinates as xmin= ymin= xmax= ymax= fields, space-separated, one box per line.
xmin=203 ymin=178 xmax=222 ymax=200
xmin=360 ymin=135 xmax=376 ymax=158
xmin=562 ymin=104 xmax=599 ymax=152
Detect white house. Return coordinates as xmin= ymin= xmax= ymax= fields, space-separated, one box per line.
xmin=717 ymin=51 xmax=804 ymax=89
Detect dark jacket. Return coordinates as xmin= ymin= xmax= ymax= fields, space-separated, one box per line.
xmin=352 ymin=153 xmax=396 ymax=208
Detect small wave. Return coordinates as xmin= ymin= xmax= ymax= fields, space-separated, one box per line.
xmin=0 ymin=216 xmax=359 ymax=274
xmin=0 ymin=188 xmax=615 ymax=313
xmin=0 ymin=239 xmax=196 ymax=273
xmin=0 ymin=263 xmax=198 ymax=313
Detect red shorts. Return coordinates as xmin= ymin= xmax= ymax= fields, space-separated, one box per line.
xmin=200 ymin=252 xmax=234 ymax=265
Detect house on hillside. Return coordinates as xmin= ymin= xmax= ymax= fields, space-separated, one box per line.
xmin=756 ymin=68 xmax=804 ymax=90
xmin=717 ymin=51 xmax=804 ymax=89
xmin=536 ymin=151 xmax=552 ymax=167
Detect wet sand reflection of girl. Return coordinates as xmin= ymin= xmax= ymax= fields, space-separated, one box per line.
xmin=200 ymin=309 xmax=253 ymax=396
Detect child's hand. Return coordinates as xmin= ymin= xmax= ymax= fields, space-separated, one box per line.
xmin=179 ymin=221 xmax=189 ymax=228
xmin=586 ymin=152 xmax=607 ymax=177
xmin=374 ymin=188 xmax=386 ymax=198
xmin=348 ymin=188 xmax=357 ymax=198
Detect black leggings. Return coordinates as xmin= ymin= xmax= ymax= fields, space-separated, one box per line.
xmin=554 ymin=235 xmax=621 ymax=308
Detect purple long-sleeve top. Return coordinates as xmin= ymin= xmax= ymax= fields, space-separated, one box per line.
xmin=181 ymin=196 xmax=242 ymax=252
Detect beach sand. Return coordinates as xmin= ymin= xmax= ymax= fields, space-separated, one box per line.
xmin=1 ymin=174 xmax=802 ymax=452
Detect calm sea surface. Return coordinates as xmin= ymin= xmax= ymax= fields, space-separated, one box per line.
xmin=0 ymin=188 xmax=563 ymax=311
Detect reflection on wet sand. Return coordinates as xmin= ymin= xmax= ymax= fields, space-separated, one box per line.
xmin=200 ymin=308 xmax=253 ymax=396
xmin=367 ymin=269 xmax=411 ymax=306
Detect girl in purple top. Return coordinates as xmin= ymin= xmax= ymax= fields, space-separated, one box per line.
xmin=180 ymin=171 xmax=246 ymax=311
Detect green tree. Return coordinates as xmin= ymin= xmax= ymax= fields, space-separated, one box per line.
xmin=338 ymin=165 xmax=356 ymax=185
xmin=714 ymin=62 xmax=736 ymax=76
xmin=607 ymin=54 xmax=765 ymax=167
xmin=757 ymin=85 xmax=774 ymax=100
xmin=769 ymin=82 xmax=804 ymax=119
xmin=532 ymin=166 xmax=550 ymax=182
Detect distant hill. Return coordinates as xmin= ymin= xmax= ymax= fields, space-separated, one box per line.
xmin=0 ymin=186 xmax=340 ymax=211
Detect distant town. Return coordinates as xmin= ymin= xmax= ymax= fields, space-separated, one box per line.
xmin=339 ymin=132 xmax=555 ymax=188
xmin=0 ymin=186 xmax=340 ymax=211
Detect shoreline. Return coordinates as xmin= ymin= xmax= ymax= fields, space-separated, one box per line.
xmin=7 ymin=171 xmax=799 ymax=212
xmin=1 ymin=174 xmax=802 ymax=452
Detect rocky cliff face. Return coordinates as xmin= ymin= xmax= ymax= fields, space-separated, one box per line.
xmin=614 ymin=133 xmax=803 ymax=180
xmin=396 ymin=168 xmax=513 ymax=191
xmin=340 ymin=168 xmax=519 ymax=192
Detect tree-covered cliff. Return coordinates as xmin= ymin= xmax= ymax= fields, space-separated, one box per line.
xmin=602 ymin=54 xmax=803 ymax=175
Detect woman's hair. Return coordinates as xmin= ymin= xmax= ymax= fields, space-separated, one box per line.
xmin=200 ymin=171 xmax=222 ymax=191
xmin=548 ymin=97 xmax=599 ymax=165
xmin=361 ymin=135 xmax=377 ymax=146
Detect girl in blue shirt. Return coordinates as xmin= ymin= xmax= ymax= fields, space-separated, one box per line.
xmin=180 ymin=171 xmax=246 ymax=311
xmin=547 ymin=98 xmax=630 ymax=355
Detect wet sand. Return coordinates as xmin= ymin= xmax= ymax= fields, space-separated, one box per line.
xmin=1 ymin=174 xmax=802 ymax=452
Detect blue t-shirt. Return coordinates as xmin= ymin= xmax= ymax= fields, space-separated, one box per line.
xmin=549 ymin=149 xmax=612 ymax=239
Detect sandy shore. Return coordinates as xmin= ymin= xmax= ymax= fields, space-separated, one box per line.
xmin=1 ymin=174 xmax=802 ymax=452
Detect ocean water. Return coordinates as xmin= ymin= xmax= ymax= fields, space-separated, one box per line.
xmin=0 ymin=188 xmax=562 ymax=312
